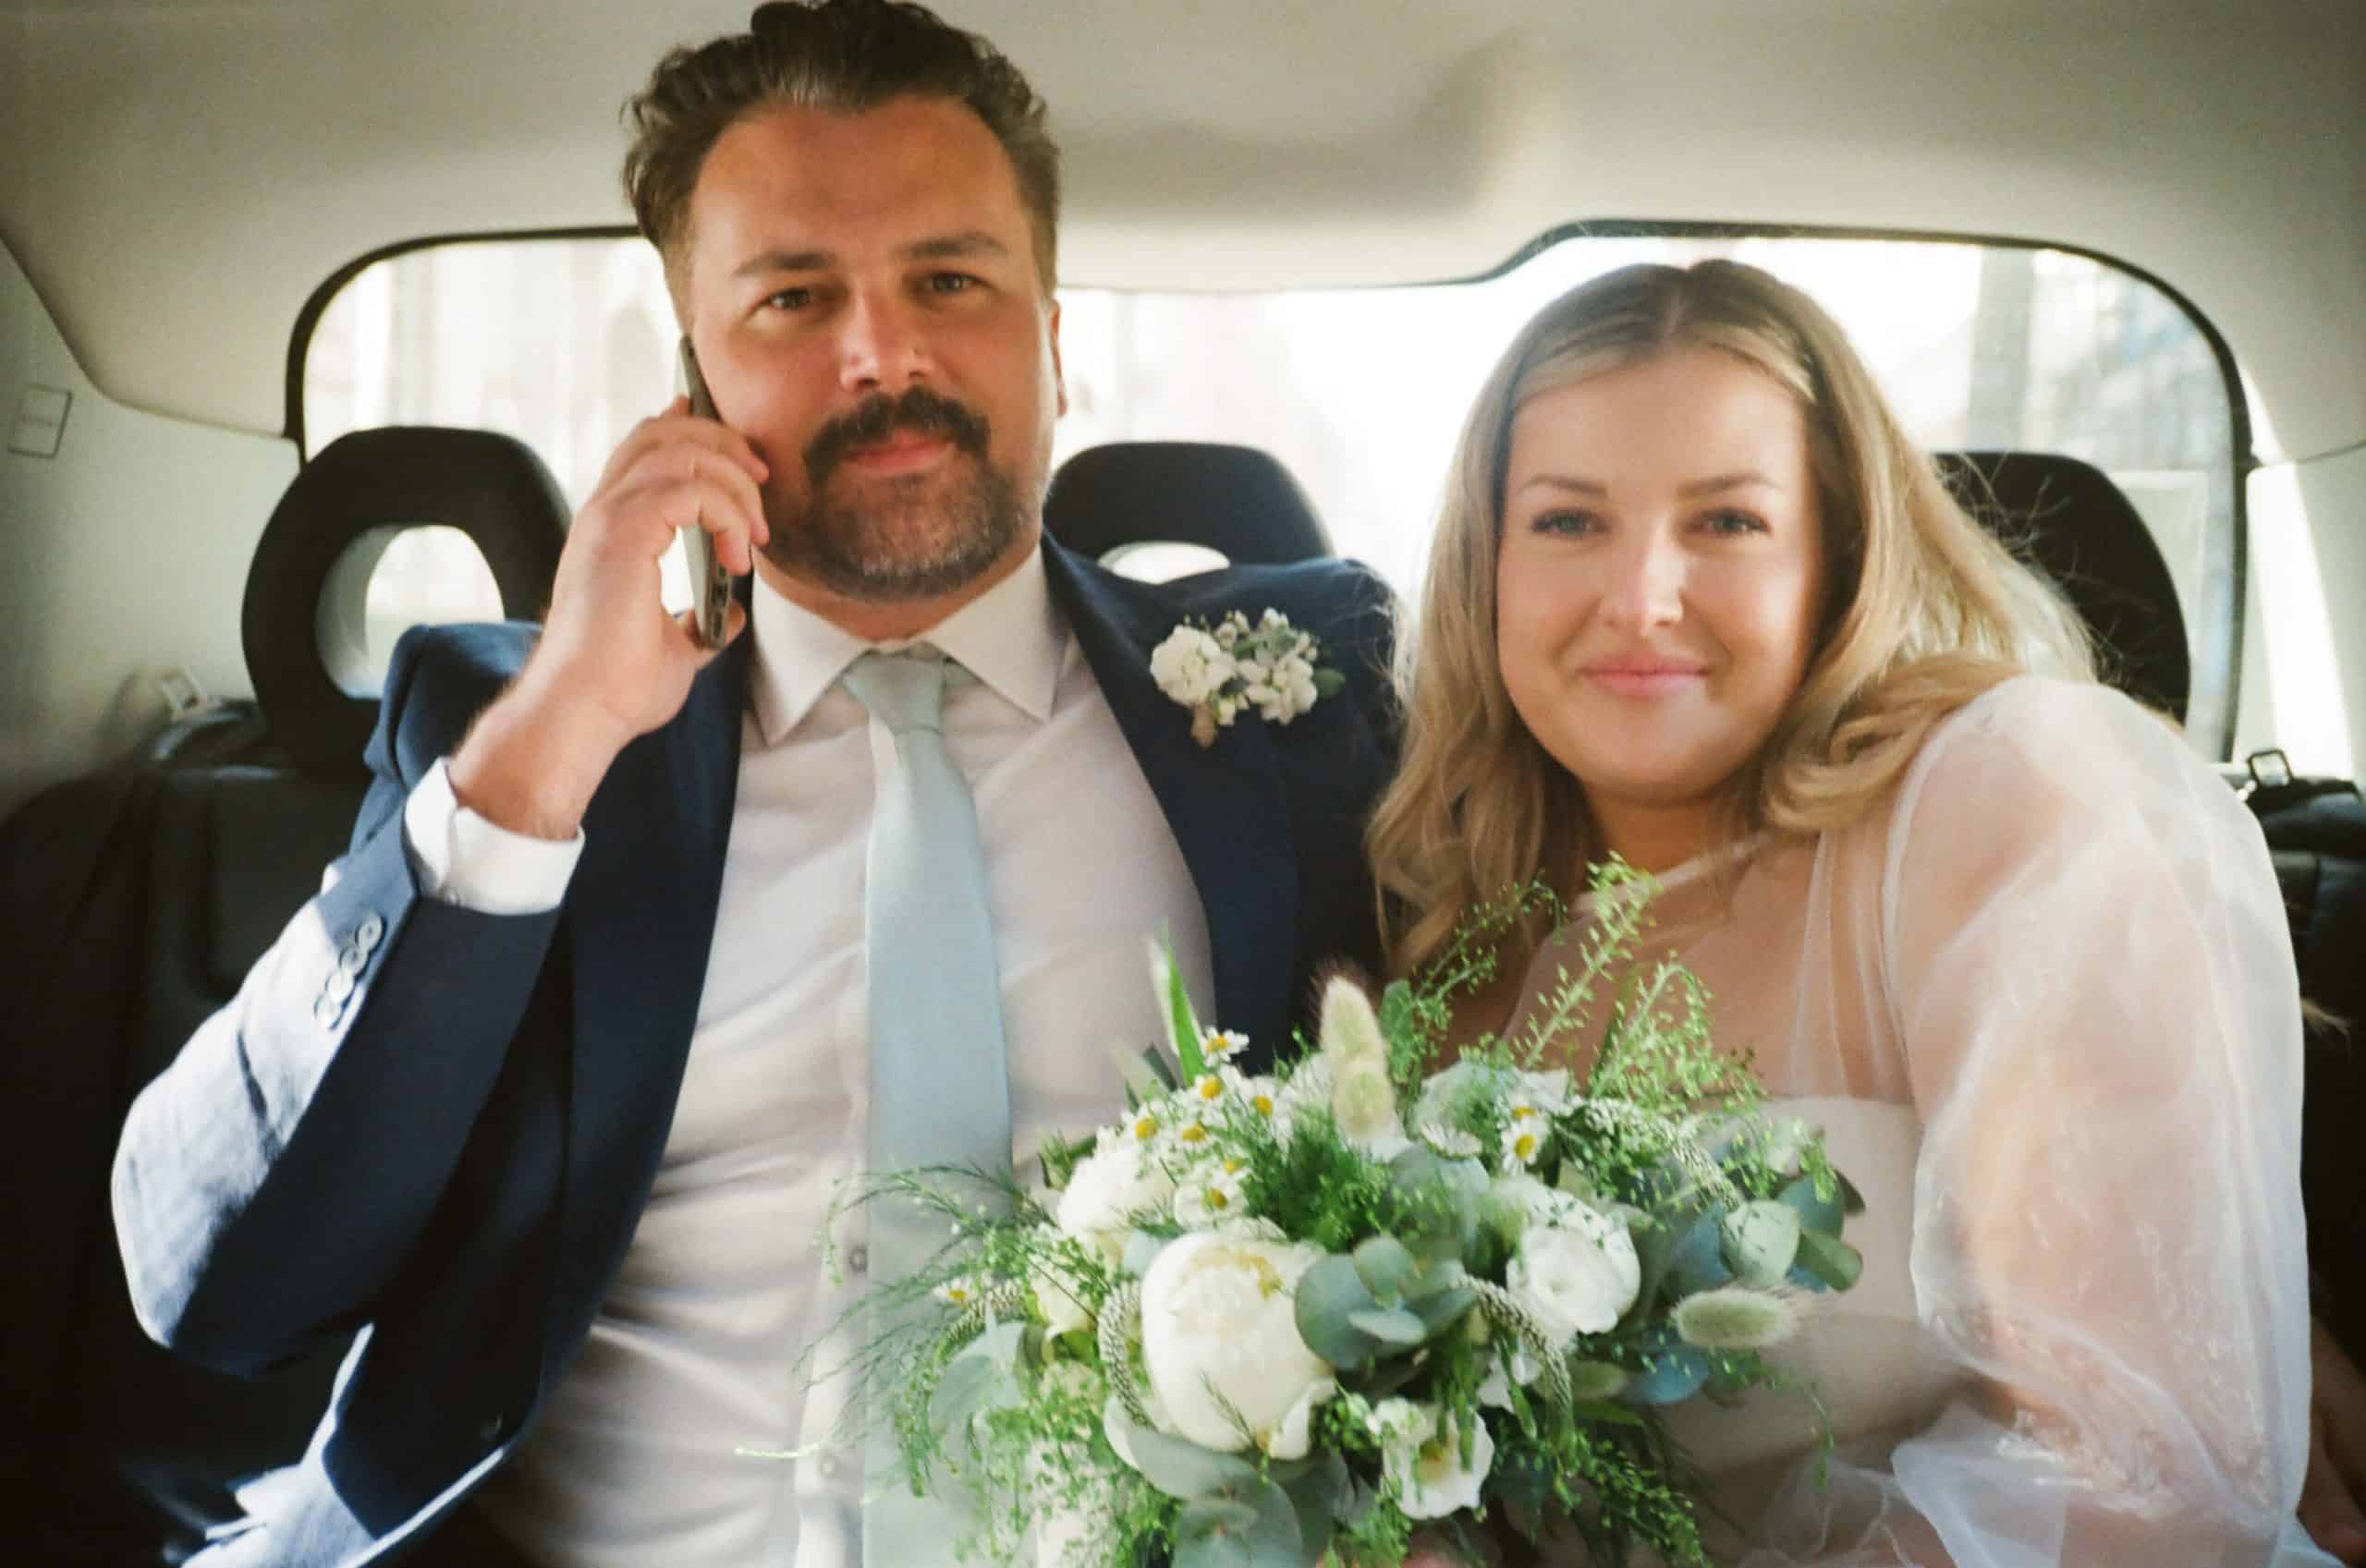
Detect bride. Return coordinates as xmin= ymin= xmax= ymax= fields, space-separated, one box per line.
xmin=1364 ymin=260 xmax=2334 ymax=1565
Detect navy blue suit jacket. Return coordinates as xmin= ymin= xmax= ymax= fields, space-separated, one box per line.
xmin=112 ymin=539 xmax=1398 ymax=1563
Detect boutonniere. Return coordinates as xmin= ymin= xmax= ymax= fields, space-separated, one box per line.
xmin=1150 ymin=608 xmax=1347 ymax=748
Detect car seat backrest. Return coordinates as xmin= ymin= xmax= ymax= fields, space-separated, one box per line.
xmin=1 ymin=426 xmax=567 ymax=1562
xmin=1935 ymin=448 xmax=2191 ymax=723
xmin=1043 ymin=440 xmax=1332 ymax=572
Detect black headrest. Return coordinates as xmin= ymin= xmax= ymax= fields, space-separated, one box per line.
xmin=1043 ymin=441 xmax=1331 ymax=566
xmin=1935 ymin=450 xmax=2190 ymax=723
xmin=242 ymin=428 xmax=568 ymax=772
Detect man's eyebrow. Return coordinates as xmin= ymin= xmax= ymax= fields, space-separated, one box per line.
xmin=903 ymin=231 xmax=1010 ymax=262
xmin=732 ymin=248 xmax=833 ymax=280
xmin=728 ymin=232 xmax=1011 ymax=281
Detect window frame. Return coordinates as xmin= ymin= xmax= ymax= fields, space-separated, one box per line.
xmin=289 ymin=218 xmax=2254 ymax=756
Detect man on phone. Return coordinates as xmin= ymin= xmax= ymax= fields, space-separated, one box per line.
xmin=110 ymin=3 xmax=1395 ymax=1564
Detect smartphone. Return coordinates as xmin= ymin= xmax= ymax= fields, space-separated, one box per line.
xmin=677 ymin=338 xmax=736 ymax=650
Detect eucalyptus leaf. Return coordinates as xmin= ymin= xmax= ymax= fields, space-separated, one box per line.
xmin=1280 ymin=1467 xmax=1339 ymax=1568
xmin=1178 ymin=1497 xmax=1258 ymax=1532
xmin=1111 ymin=1415 xmax=1261 ymax=1499
xmin=1408 ymin=1284 xmax=1477 ymax=1334
xmin=1628 ymin=1210 xmax=1677 ymax=1316
xmin=1665 ymin=1209 xmax=1734 ymax=1296
xmin=1622 ymin=1343 xmax=1712 ymax=1405
xmin=1566 ymin=1359 xmax=1630 ymax=1401
xmin=1346 ymin=1306 xmax=1428 ymax=1345
xmin=929 ymin=1320 xmax=1029 ymax=1438
xmin=1569 ymin=1397 xmax=1648 ymax=1427
xmin=1351 ymin=1234 xmax=1417 ymax=1302
xmin=1401 ymin=1257 xmax=1468 ymax=1301
xmin=1837 ymin=1169 xmax=1868 ymax=1215
xmin=1352 ymin=1353 xmax=1428 ymax=1400
xmin=1311 ymin=668 xmax=1348 ymax=698
xmin=1177 ymin=1478 xmax=1301 ymax=1568
xmin=1793 ymin=1229 xmax=1864 ymax=1292
xmin=1173 ymin=1522 xmax=1255 ymax=1568
xmin=1293 ymin=1254 xmax=1382 ymax=1367
xmin=1775 ymin=1173 xmax=1844 ymax=1237
xmin=1720 ymin=1200 xmax=1802 ymax=1289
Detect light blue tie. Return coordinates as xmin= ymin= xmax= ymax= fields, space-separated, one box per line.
xmin=840 ymin=650 xmax=1013 ymax=1564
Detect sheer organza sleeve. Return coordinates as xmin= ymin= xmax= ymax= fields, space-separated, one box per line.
xmin=1748 ymin=676 xmax=2329 ymax=1567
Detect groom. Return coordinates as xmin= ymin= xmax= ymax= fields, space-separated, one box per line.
xmin=110 ymin=3 xmax=1395 ymax=1563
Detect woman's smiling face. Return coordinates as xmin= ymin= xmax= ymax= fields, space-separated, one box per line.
xmin=1494 ymin=344 xmax=1826 ymax=870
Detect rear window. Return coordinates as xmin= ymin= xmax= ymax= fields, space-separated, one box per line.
xmin=302 ymin=229 xmax=2241 ymax=748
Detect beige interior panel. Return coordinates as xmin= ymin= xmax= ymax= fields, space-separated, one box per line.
xmin=2 ymin=0 xmax=2360 ymax=458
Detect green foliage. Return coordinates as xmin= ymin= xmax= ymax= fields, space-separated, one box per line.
xmin=1235 ymin=1110 xmax=1393 ymax=1253
xmin=799 ymin=862 xmax=1864 ymax=1568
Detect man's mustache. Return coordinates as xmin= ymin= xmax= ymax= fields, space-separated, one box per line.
xmin=804 ymin=387 xmax=992 ymax=481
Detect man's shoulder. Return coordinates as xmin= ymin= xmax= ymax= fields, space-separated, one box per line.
xmin=1106 ymin=555 xmax=1396 ymax=657
xmin=373 ymin=620 xmax=542 ymax=769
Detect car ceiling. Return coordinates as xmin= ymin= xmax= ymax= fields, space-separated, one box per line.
xmin=2 ymin=0 xmax=2361 ymax=460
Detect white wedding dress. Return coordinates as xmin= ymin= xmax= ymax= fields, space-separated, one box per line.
xmin=1503 ymin=677 xmax=2336 ymax=1567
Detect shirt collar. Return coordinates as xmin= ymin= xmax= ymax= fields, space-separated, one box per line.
xmin=746 ymin=545 xmax=1067 ymax=745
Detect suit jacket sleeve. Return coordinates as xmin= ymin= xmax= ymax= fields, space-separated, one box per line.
xmin=111 ymin=624 xmax=567 ymax=1377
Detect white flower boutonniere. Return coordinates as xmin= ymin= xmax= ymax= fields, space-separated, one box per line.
xmin=1149 ymin=608 xmax=1347 ymax=747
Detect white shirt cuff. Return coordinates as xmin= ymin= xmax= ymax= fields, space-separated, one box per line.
xmin=403 ymin=757 xmax=584 ymax=915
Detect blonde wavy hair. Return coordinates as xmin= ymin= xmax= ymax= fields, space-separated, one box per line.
xmin=1368 ymin=260 xmax=2097 ymax=977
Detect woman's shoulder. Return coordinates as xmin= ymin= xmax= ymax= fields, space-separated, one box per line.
xmin=1896 ymin=674 xmax=2190 ymax=825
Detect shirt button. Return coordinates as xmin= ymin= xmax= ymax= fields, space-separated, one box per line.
xmin=355 ymin=914 xmax=385 ymax=951
xmin=848 ymin=1246 xmax=868 ymax=1275
xmin=312 ymin=996 xmax=342 ymax=1028
xmin=324 ymin=968 xmax=357 ymax=1003
xmin=337 ymin=943 xmax=368 ymax=977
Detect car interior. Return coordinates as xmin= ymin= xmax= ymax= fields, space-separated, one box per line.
xmin=2 ymin=1 xmax=2361 ymax=1561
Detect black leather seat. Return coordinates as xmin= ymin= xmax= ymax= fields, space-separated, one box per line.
xmin=0 ymin=427 xmax=566 ymax=1564
xmin=1044 ymin=440 xmax=1333 ymax=566
xmin=1935 ymin=449 xmax=2190 ymax=723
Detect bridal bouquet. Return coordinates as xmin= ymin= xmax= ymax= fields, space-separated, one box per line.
xmin=826 ymin=869 xmax=1861 ymax=1568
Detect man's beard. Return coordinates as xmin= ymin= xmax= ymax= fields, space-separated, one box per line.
xmin=759 ymin=386 xmax=1030 ymax=602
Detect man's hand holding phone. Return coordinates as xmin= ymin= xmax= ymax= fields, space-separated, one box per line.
xmin=447 ymin=351 xmax=768 ymax=841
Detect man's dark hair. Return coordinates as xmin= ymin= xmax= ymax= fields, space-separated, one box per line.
xmin=623 ymin=0 xmax=1061 ymax=306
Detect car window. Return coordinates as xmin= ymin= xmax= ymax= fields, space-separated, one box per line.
xmin=303 ymin=228 xmax=2240 ymax=748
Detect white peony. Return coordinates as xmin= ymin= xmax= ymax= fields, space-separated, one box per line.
xmin=1149 ymin=626 xmax=1234 ymax=705
xmin=1368 ymin=1399 xmax=1494 ymax=1520
xmin=1056 ymin=1136 xmax=1178 ymax=1270
xmin=1506 ymin=1197 xmax=1641 ymax=1343
xmin=1137 ymin=1233 xmax=1337 ymax=1457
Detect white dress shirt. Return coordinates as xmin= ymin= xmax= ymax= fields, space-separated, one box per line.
xmin=407 ymin=551 xmax=1214 ymax=1567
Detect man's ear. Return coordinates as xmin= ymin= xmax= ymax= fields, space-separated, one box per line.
xmin=1048 ymin=298 xmax=1067 ymax=419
